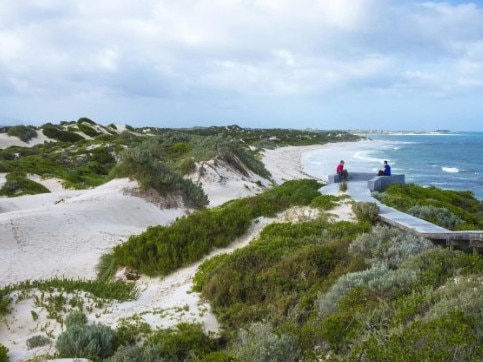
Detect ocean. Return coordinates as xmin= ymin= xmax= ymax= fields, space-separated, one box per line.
xmin=302 ymin=132 xmax=483 ymax=201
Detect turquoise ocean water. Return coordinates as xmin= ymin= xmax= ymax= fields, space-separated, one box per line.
xmin=356 ymin=132 xmax=483 ymax=200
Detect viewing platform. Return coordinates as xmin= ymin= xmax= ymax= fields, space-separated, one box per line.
xmin=320 ymin=177 xmax=483 ymax=254
xmin=328 ymin=172 xmax=405 ymax=192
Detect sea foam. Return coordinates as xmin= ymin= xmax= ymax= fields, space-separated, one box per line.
xmin=442 ymin=167 xmax=459 ymax=173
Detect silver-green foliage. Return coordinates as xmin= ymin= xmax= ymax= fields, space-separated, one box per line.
xmin=352 ymin=201 xmax=379 ymax=223
xmin=26 ymin=335 xmax=51 ymax=349
xmin=349 ymin=225 xmax=434 ymax=269
xmin=316 ymin=264 xmax=418 ymax=317
xmin=428 ymin=276 xmax=483 ymax=319
xmin=64 ymin=310 xmax=88 ymax=328
xmin=408 ymin=205 xmax=463 ymax=229
xmin=234 ymin=322 xmax=301 ymax=362
xmin=56 ymin=322 xmax=118 ymax=359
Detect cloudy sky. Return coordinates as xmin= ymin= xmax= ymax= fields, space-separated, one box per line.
xmin=1 ymin=0 xmax=483 ymax=131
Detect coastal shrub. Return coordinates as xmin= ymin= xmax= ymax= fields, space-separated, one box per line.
xmin=219 ymin=142 xmax=271 ymax=179
xmin=309 ymin=194 xmax=340 ymax=210
xmin=111 ymin=148 xmax=208 ymax=208
xmin=356 ymin=311 xmax=481 ymax=361
xmin=145 ymin=323 xmax=220 ymax=361
xmin=316 ymin=264 xmax=418 ymax=317
xmin=12 ymin=277 xmax=136 ymax=303
xmin=56 ymin=322 xmax=118 ymax=360
xmin=352 ymin=201 xmax=379 ymax=224
xmin=64 ymin=310 xmax=88 ymax=328
xmin=113 ymin=202 xmax=252 ymax=275
xmin=7 ymin=125 xmax=37 ymax=142
xmin=402 ymin=248 xmax=483 ymax=288
xmin=234 ymin=322 xmax=301 ymax=362
xmin=0 ymin=295 xmax=10 ymax=319
xmin=89 ymin=146 xmax=115 ymax=166
xmin=113 ymin=180 xmax=322 ymax=276
xmin=408 ymin=205 xmax=463 ymax=229
xmin=198 ymin=217 xmax=364 ymax=329
xmin=42 ymin=125 xmax=84 ymax=142
xmin=77 ymin=117 xmax=96 ymax=125
xmin=26 ymin=335 xmax=51 ymax=349
xmin=115 ymin=316 xmax=152 ymax=346
xmin=106 ymin=344 xmax=160 ymax=362
xmin=192 ymin=253 xmax=230 ymax=292
xmin=319 ymin=287 xmax=379 ymax=352
xmin=0 ymin=171 xmax=50 ymax=197
xmin=427 ymin=276 xmax=483 ymax=322
xmin=96 ymin=252 xmax=118 ymax=282
xmin=338 ymin=180 xmax=347 ymax=192
xmin=349 ymin=225 xmax=434 ymax=269
xmin=177 ymin=157 xmax=196 ymax=175
xmin=375 ymin=183 xmax=483 ymax=229
xmin=200 ymin=351 xmax=235 ymax=361
xmin=78 ymin=122 xmax=101 ymax=137
xmin=0 ymin=344 xmax=8 ymax=362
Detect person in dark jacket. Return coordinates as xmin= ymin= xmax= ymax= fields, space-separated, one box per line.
xmin=377 ymin=160 xmax=391 ymax=176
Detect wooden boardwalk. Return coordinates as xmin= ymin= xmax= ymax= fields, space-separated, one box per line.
xmin=320 ymin=181 xmax=483 ymax=254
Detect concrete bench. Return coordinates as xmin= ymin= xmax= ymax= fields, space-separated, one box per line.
xmin=368 ymin=174 xmax=405 ymax=192
xmin=328 ymin=172 xmax=405 ymax=192
xmin=328 ymin=172 xmax=376 ymax=183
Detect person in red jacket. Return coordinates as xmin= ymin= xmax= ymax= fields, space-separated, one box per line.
xmin=336 ymin=160 xmax=349 ymax=181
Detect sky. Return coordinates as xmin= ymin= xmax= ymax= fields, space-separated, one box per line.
xmin=1 ymin=0 xmax=483 ymax=131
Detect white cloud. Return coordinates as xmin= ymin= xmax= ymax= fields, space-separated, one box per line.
xmin=1 ymin=0 xmax=483 ymax=129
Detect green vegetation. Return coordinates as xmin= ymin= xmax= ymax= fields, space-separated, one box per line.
xmin=26 ymin=335 xmax=51 ymax=349
xmin=0 ymin=171 xmax=50 ymax=196
xmin=373 ymin=183 xmax=483 ymax=229
xmin=2 ymin=120 xmax=483 ymax=360
xmin=42 ymin=124 xmax=84 ymax=142
xmin=6 ymin=125 xmax=38 ymax=142
xmin=112 ymin=179 xmax=323 ymax=276
xmin=1 ymin=120 xmax=361 ymax=198
xmin=194 ymin=220 xmax=483 ymax=360
xmin=56 ymin=312 xmax=118 ymax=360
xmin=0 ymin=277 xmax=137 ymax=324
xmin=0 ymin=344 xmax=8 ymax=362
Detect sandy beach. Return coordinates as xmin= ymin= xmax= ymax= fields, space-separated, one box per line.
xmin=0 ymin=137 xmax=362 ymax=361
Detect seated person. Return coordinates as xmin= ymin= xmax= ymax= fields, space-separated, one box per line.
xmin=336 ymin=160 xmax=349 ymax=180
xmin=377 ymin=160 xmax=391 ymax=176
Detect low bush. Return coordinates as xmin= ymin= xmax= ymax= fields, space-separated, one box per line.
xmin=145 ymin=323 xmax=221 ymax=361
xmin=352 ymin=201 xmax=379 ymax=224
xmin=0 ymin=172 xmax=50 ymax=197
xmin=408 ymin=205 xmax=463 ymax=229
xmin=56 ymin=322 xmax=118 ymax=360
xmin=309 ymin=194 xmax=340 ymax=210
xmin=26 ymin=335 xmax=51 ymax=349
xmin=374 ymin=183 xmax=483 ymax=229
xmin=113 ymin=180 xmax=323 ymax=277
xmin=78 ymin=122 xmax=101 ymax=137
xmin=64 ymin=310 xmax=88 ymax=328
xmin=7 ymin=125 xmax=37 ymax=142
xmin=349 ymin=225 xmax=434 ymax=269
xmin=111 ymin=148 xmax=208 ymax=208
xmin=42 ymin=125 xmax=84 ymax=142
xmin=316 ymin=264 xmax=418 ymax=317
xmin=339 ymin=181 xmax=348 ymax=192
xmin=234 ymin=322 xmax=301 ymax=362
xmin=357 ymin=311 xmax=481 ymax=361
xmin=0 ymin=344 xmax=8 ymax=362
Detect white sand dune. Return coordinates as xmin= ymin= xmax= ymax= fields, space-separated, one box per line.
xmin=0 ymin=136 xmax=352 ymax=361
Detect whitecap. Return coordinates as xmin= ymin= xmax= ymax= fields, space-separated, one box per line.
xmin=442 ymin=167 xmax=459 ymax=173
